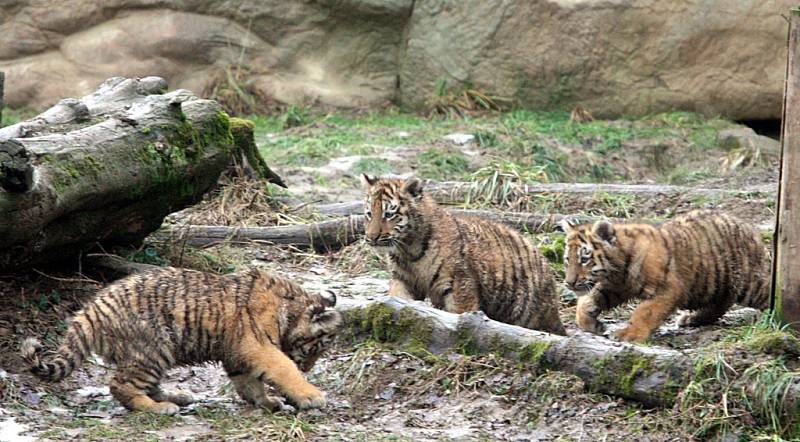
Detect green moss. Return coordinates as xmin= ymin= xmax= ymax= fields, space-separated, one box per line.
xmin=518 ymin=341 xmax=553 ymax=368
xmin=586 ymin=350 xmax=681 ymax=403
xmin=39 ymin=154 xmax=106 ymax=192
xmin=345 ymin=303 xmax=434 ymax=358
xmin=745 ymin=331 xmax=800 ymax=356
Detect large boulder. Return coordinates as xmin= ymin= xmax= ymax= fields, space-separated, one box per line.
xmin=0 ymin=0 xmax=794 ymax=119
xmin=399 ymin=0 xmax=793 ymax=119
xmin=0 ymin=0 xmax=411 ymax=110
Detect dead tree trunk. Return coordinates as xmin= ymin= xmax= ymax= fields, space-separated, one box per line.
xmin=0 ymin=77 xmax=243 ymax=270
xmin=338 ymin=296 xmax=692 ymax=407
xmin=773 ymin=8 xmax=800 ymax=331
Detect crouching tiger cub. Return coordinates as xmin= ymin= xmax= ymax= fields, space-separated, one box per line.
xmin=561 ymin=210 xmax=770 ymax=342
xmin=362 ymin=175 xmax=565 ymax=335
xmin=21 ymin=267 xmax=341 ymax=414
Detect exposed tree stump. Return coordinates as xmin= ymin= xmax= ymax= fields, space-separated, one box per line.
xmin=0 ymin=77 xmax=265 ymax=270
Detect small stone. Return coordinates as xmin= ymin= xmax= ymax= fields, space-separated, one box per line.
xmin=443 ymin=133 xmax=475 ymax=145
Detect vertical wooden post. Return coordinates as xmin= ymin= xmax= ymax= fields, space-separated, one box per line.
xmin=0 ymin=71 xmax=4 ymax=127
xmin=772 ymin=7 xmax=800 ymax=331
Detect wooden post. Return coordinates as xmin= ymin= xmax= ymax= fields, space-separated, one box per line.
xmin=772 ymin=7 xmax=800 ymax=331
xmin=0 ymin=71 xmax=4 ymax=127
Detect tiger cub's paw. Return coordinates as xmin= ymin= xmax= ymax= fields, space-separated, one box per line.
xmin=290 ymin=387 xmax=327 ymax=410
xmin=613 ymin=326 xmax=649 ymax=343
xmin=146 ymin=401 xmax=181 ymax=415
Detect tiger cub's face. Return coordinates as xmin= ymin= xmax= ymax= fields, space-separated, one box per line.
xmin=560 ymin=219 xmax=616 ymax=295
xmin=283 ymin=289 xmax=342 ymax=372
xmin=361 ymin=175 xmax=424 ymax=252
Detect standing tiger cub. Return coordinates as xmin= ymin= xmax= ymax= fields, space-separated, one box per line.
xmin=561 ymin=210 xmax=770 ymax=342
xmin=21 ymin=267 xmax=341 ymax=414
xmin=362 ymin=175 xmax=565 ymax=335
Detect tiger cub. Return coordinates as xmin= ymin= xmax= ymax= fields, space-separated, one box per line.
xmin=362 ymin=175 xmax=565 ymax=335
xmin=561 ymin=210 xmax=770 ymax=342
xmin=21 ymin=267 xmax=341 ymax=414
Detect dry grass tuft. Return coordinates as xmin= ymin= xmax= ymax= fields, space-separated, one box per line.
xmin=570 ymin=105 xmax=595 ymax=123
xmin=427 ymin=80 xmax=509 ymax=118
xmin=174 ymin=176 xmax=282 ymax=227
xmin=202 ymin=65 xmax=282 ymax=116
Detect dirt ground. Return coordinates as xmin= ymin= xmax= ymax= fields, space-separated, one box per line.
xmin=0 ymin=112 xmax=794 ymax=441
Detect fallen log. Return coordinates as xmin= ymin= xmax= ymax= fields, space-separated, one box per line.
xmin=151 ymin=217 xmax=365 ymax=252
xmin=0 ymin=77 xmax=274 ymax=270
xmin=425 ymin=180 xmax=775 ymax=205
xmin=152 ymin=207 xmax=772 ymax=252
xmin=338 ymin=296 xmax=800 ymax=411
xmin=337 ymin=296 xmax=692 ymax=407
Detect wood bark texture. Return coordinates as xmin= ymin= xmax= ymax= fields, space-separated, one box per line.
xmin=0 ymin=77 xmax=238 ymax=270
xmin=772 ymin=8 xmax=800 ymax=331
xmin=337 ymin=296 xmax=693 ymax=407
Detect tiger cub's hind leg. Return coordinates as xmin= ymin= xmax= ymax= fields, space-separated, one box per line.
xmin=110 ymin=367 xmax=179 ymax=415
xmin=149 ymin=388 xmax=195 ymax=407
xmin=677 ymin=303 xmax=730 ymax=328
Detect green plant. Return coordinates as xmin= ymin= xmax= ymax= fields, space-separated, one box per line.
xmin=352 ymin=157 xmax=392 ymax=175
xmin=415 ymin=149 xmax=469 ymax=179
xmin=281 ymin=105 xmax=310 ymax=129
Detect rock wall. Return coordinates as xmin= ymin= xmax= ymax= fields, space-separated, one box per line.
xmin=0 ymin=0 xmax=794 ymax=119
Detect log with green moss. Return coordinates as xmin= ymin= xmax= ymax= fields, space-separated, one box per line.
xmin=337 ymin=296 xmax=800 ymax=414
xmin=0 ymin=77 xmax=277 ymax=270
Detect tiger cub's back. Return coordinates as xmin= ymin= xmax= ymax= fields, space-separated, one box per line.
xmin=458 ymin=216 xmax=565 ymax=334
xmin=665 ymin=210 xmax=770 ymax=309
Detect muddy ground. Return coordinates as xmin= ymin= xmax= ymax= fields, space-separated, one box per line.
xmin=0 ymin=111 xmax=795 ymax=441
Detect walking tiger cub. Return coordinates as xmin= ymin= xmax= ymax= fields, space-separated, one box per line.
xmin=21 ymin=267 xmax=341 ymax=414
xmin=362 ymin=175 xmax=566 ymax=335
xmin=561 ymin=210 xmax=770 ymax=342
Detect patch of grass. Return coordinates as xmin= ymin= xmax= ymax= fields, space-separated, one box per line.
xmin=676 ymin=312 xmax=800 ymax=440
xmin=194 ymin=405 xmax=313 ymax=440
xmin=127 ymin=246 xmax=169 ymax=266
xmin=665 ymin=166 xmax=716 ymax=185
xmin=280 ymin=105 xmax=310 ymax=129
xmin=537 ymin=234 xmax=566 ymax=278
xmin=415 ymin=148 xmax=469 ymax=179
xmin=589 ymin=191 xmax=637 ymax=218
xmin=352 ymin=157 xmax=393 ymax=175
xmin=1 ymin=108 xmax=38 ymax=127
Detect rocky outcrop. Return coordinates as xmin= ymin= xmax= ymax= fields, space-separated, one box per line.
xmin=0 ymin=0 xmax=795 ymax=119
xmin=400 ymin=0 xmax=794 ymax=119
xmin=0 ymin=1 xmax=411 ymax=110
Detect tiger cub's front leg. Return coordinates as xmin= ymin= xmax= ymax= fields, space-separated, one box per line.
xmin=388 ymin=277 xmax=424 ymax=301
xmin=241 ymin=339 xmax=326 ymax=410
xmin=575 ymin=288 xmax=608 ymax=335
xmin=229 ymin=374 xmax=282 ymax=411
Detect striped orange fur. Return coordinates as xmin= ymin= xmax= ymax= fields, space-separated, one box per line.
xmin=561 ymin=210 xmax=770 ymax=342
xmin=20 ymin=267 xmax=341 ymax=414
xmin=362 ymin=175 xmax=565 ymax=334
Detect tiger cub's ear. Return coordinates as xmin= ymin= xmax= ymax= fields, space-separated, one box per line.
xmin=320 ymin=290 xmax=337 ymax=308
xmin=557 ymin=217 xmax=580 ymax=233
xmin=402 ymin=178 xmax=424 ymax=199
xmin=361 ymin=174 xmax=378 ymax=187
xmin=592 ymin=219 xmax=616 ymax=244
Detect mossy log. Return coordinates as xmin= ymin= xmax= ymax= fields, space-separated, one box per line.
xmin=0 ymin=77 xmax=250 ymax=270
xmin=337 ymin=296 xmax=692 ymax=407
